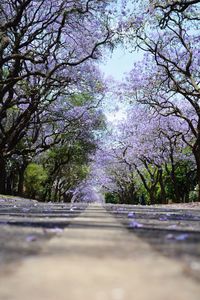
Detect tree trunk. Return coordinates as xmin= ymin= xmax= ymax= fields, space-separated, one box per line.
xmin=18 ymin=166 xmax=26 ymax=196
xmin=158 ymin=169 xmax=167 ymax=204
xmin=193 ymin=148 xmax=200 ymax=202
xmin=149 ymin=190 xmax=155 ymax=205
xmin=170 ymin=162 xmax=181 ymax=203
xmin=54 ymin=179 xmax=59 ymax=202
xmin=6 ymin=174 xmax=12 ymax=195
xmin=0 ymin=156 xmax=6 ymax=194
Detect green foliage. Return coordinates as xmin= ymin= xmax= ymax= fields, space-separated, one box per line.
xmin=163 ymin=161 xmax=196 ymax=202
xmin=105 ymin=192 xmax=120 ymax=204
xmin=127 ymin=160 xmax=197 ymax=204
xmin=189 ymin=188 xmax=198 ymax=202
xmin=70 ymin=93 xmax=93 ymax=106
xmin=24 ymin=163 xmax=48 ymax=198
xmin=38 ymin=137 xmax=94 ymax=201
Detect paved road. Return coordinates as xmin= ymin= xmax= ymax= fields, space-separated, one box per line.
xmin=0 ymin=200 xmax=200 ymax=300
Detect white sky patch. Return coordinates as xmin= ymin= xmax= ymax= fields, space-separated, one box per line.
xmin=99 ymin=45 xmax=143 ymax=126
xmin=105 ymin=108 xmax=126 ymax=123
xmin=99 ymin=46 xmax=143 ymax=81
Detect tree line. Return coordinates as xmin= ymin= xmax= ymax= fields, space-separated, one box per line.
xmin=88 ymin=0 xmax=200 ymax=205
xmin=0 ymin=0 xmax=114 ymax=201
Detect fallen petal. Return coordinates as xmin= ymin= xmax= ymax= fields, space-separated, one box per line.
xmin=128 ymin=212 xmax=135 ymax=218
xmin=175 ymin=234 xmax=189 ymax=241
xmin=26 ymin=235 xmax=37 ymax=242
xmin=168 ymin=224 xmax=177 ymax=229
xmin=165 ymin=234 xmax=174 ymax=240
xmin=22 ymin=208 xmax=30 ymax=212
xmin=159 ymin=216 xmax=168 ymax=221
xmin=129 ymin=221 xmax=143 ymax=228
xmin=48 ymin=227 xmax=64 ymax=233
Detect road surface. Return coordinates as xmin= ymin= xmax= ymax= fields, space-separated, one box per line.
xmin=0 ymin=198 xmax=200 ymax=300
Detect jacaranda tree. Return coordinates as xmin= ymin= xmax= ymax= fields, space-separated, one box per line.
xmin=0 ymin=0 xmax=116 ymax=195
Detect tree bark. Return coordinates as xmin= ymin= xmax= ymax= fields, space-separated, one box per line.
xmin=0 ymin=156 xmax=6 ymax=194
xmin=149 ymin=189 xmax=155 ymax=205
xmin=17 ymin=166 xmax=26 ymax=196
xmin=158 ymin=169 xmax=167 ymax=204
xmin=6 ymin=174 xmax=13 ymax=195
xmin=193 ymin=148 xmax=200 ymax=202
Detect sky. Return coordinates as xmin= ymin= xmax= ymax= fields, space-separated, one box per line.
xmin=99 ymin=46 xmax=143 ymax=123
xmin=99 ymin=46 xmax=143 ymax=81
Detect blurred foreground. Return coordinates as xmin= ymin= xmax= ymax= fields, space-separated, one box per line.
xmin=0 ymin=197 xmax=200 ymax=300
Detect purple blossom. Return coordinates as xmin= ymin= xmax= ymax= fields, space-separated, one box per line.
xmin=129 ymin=221 xmax=144 ymax=228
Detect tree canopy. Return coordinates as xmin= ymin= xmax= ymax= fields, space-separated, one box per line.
xmin=1 ymin=0 xmax=200 ymax=204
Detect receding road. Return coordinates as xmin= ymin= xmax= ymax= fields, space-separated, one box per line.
xmin=0 ymin=198 xmax=200 ymax=300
